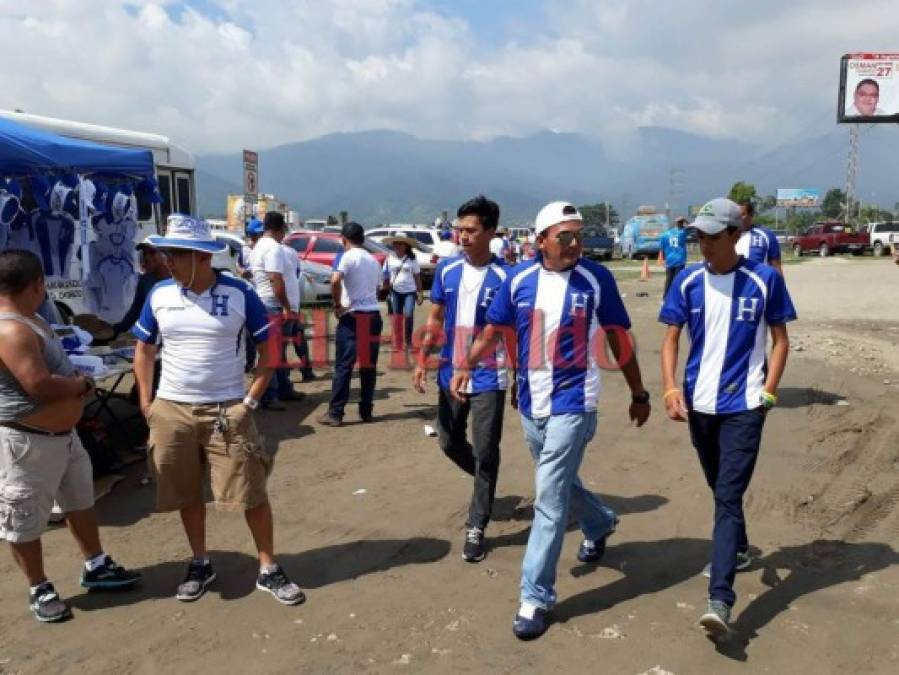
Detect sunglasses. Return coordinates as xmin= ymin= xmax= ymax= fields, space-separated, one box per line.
xmin=554 ymin=230 xmax=584 ymax=246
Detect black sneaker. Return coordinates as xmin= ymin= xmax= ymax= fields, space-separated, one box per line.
xmin=80 ymin=555 xmax=142 ymax=589
xmin=176 ymin=561 xmax=216 ymax=602
xmin=29 ymin=581 xmax=72 ymax=623
xmin=462 ymin=527 xmax=486 ymax=562
xmin=256 ymin=565 xmax=306 ymax=606
xmin=576 ymin=537 xmax=607 ymax=563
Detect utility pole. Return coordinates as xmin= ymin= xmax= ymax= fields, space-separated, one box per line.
xmin=845 ymin=124 xmax=859 ymax=224
xmin=667 ymin=168 xmax=685 ymax=222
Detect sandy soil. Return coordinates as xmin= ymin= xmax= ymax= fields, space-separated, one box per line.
xmin=1 ymin=257 xmax=898 ymax=674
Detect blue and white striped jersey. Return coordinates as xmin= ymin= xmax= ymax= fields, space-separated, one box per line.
xmin=485 ymin=258 xmax=631 ymax=419
xmin=658 ymin=258 xmax=797 ymax=415
xmin=430 ymin=254 xmax=509 ymax=393
xmin=133 ymin=275 xmax=271 ymax=404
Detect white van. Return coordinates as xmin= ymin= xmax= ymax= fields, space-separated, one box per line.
xmin=867 ymin=221 xmax=899 ymax=256
xmin=0 ymin=110 xmax=196 ymax=321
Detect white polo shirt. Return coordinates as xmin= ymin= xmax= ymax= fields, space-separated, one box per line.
xmin=282 ymin=243 xmax=301 ymax=312
xmin=336 ymin=246 xmax=380 ymax=311
xmin=133 ymin=276 xmax=271 ymax=404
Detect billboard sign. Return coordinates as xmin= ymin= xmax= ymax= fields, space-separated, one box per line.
xmin=838 ymin=53 xmax=899 ymax=123
xmin=776 ymin=188 xmax=820 ymax=208
xmin=243 ymin=149 xmax=258 ymax=197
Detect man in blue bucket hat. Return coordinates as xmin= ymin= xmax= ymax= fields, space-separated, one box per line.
xmin=133 ymin=214 xmax=306 ymax=606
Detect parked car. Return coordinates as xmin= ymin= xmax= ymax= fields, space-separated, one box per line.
xmin=299 ymin=259 xmax=333 ymax=306
xmin=792 ymin=222 xmax=870 ymax=257
xmin=867 ymin=221 xmax=899 ymax=256
xmin=620 ymin=213 xmax=669 ymax=259
xmin=581 ymin=229 xmax=616 ymax=261
xmin=283 ymin=230 xmax=389 ymax=269
xmin=366 ymin=224 xmax=442 ymax=285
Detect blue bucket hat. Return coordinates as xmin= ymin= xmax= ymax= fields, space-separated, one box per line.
xmin=147 ymin=214 xmax=227 ymax=253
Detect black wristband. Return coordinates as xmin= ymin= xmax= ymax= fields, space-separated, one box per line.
xmin=631 ymin=390 xmax=650 ymax=404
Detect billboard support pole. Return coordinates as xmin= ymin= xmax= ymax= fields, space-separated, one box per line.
xmin=845 ymin=124 xmax=859 ymax=225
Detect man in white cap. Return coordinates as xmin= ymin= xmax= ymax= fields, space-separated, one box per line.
xmin=452 ymin=201 xmax=651 ymax=640
xmin=659 ymin=198 xmax=796 ymax=638
xmin=133 ymin=214 xmax=305 ymax=606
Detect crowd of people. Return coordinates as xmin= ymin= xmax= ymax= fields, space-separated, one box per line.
xmin=0 ymin=194 xmax=797 ymax=645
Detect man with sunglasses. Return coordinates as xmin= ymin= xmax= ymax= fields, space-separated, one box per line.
xmin=452 ymin=201 xmax=651 ymax=640
xmin=659 ymin=198 xmax=796 ymax=638
xmin=133 ymin=215 xmax=305 ymax=607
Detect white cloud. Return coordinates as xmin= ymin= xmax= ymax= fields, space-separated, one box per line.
xmin=3 ymin=0 xmax=899 ymax=153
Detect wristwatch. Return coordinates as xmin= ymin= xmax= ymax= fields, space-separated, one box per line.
xmin=242 ymin=396 xmax=260 ymax=411
xmin=631 ymin=390 xmax=651 ymax=405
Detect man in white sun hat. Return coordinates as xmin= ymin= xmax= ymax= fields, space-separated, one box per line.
xmin=452 ymin=200 xmax=651 ymax=640
xmin=659 ymin=198 xmax=796 ymax=638
xmin=133 ymin=214 xmax=305 ymax=607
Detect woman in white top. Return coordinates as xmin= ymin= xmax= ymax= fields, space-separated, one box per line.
xmin=381 ymin=236 xmax=423 ymax=351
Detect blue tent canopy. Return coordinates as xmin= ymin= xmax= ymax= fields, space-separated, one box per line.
xmin=0 ymin=116 xmax=154 ymax=177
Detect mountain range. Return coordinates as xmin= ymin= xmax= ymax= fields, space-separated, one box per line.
xmin=196 ymin=125 xmax=899 ymax=225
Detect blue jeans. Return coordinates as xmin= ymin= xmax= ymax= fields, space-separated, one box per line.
xmin=328 ymin=311 xmax=383 ymax=419
xmin=388 ymin=290 xmax=416 ymax=349
xmin=262 ymin=306 xmax=296 ymax=401
xmin=688 ymin=408 xmax=765 ymax=607
xmin=519 ymin=412 xmax=618 ymax=609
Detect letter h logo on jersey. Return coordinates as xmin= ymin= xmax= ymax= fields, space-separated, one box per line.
xmin=209 ymin=292 xmax=230 ymax=317
xmin=569 ymin=291 xmax=590 ymax=317
xmin=735 ymin=296 xmax=759 ymax=322
xmin=480 ymin=286 xmax=498 ymax=309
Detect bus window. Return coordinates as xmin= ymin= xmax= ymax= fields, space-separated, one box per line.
xmin=175 ymin=174 xmax=192 ymax=215
xmin=158 ymin=173 xmax=173 ymax=220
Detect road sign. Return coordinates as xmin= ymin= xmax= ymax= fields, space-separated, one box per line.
xmin=243 ymin=149 xmax=258 ymax=197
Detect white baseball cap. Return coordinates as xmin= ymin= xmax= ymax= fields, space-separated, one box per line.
xmin=535 ymin=201 xmax=582 ymax=235
xmin=691 ymin=198 xmax=741 ymax=234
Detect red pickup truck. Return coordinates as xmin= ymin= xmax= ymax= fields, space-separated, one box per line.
xmin=792 ymin=222 xmax=870 ymax=257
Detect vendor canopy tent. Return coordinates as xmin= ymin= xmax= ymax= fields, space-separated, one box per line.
xmin=0 ymin=116 xmax=154 ymax=177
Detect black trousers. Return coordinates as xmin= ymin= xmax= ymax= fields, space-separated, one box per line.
xmin=436 ymin=387 xmax=505 ymax=530
xmin=664 ymin=264 xmax=685 ymax=299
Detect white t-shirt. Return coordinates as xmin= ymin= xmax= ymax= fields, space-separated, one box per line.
xmin=336 ymin=246 xmax=381 ymax=312
xmin=489 ymin=237 xmax=509 ymax=258
xmin=434 ymin=240 xmax=461 ymax=258
xmin=281 ymin=243 xmax=301 ymax=312
xmin=382 ymin=254 xmax=420 ymax=294
xmin=250 ymin=236 xmax=290 ymax=307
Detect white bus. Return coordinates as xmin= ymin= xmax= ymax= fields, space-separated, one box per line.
xmin=0 ymin=110 xmax=197 ymax=321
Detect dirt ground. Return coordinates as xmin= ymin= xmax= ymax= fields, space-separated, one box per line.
xmin=2 ymin=257 xmax=898 ymax=674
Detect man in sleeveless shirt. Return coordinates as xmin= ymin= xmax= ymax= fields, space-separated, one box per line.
xmin=0 ymin=250 xmax=140 ymax=623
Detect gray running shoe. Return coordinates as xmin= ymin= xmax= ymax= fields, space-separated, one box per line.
xmin=176 ymin=561 xmax=216 ymax=602
xmin=256 ymin=565 xmax=305 ymax=606
xmin=702 ymin=550 xmax=752 ymax=578
xmin=699 ymin=599 xmax=732 ymax=638
xmin=29 ymin=581 xmax=72 ymax=623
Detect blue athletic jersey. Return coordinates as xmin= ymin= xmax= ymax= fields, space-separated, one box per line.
xmin=430 ymin=254 xmax=509 ymax=393
xmin=486 ymin=257 xmax=631 ymax=419
xmin=660 ymin=227 xmax=688 ymax=268
xmin=658 ymin=258 xmax=796 ymax=415
xmin=736 ymin=226 xmax=781 ymax=264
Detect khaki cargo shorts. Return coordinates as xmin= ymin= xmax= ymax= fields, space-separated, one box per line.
xmin=147 ymin=399 xmax=272 ymax=513
xmin=0 ymin=427 xmax=94 ymax=543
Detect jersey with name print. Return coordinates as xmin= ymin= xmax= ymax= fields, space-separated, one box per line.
xmin=133 ymin=275 xmax=271 ymax=404
xmin=430 ymin=254 xmax=508 ymax=393
xmin=735 ymin=226 xmax=781 ymax=264
xmin=658 ymin=258 xmax=796 ymax=415
xmin=486 ymin=257 xmax=631 ymax=418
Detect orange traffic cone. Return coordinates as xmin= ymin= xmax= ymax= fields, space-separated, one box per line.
xmin=640 ymin=257 xmax=650 ymax=281
xmin=657 ymin=249 xmax=665 ymax=268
